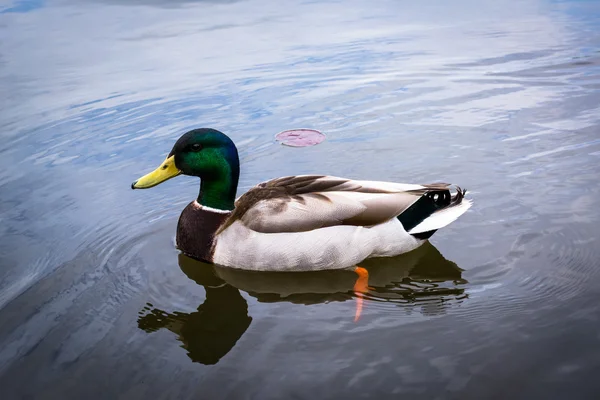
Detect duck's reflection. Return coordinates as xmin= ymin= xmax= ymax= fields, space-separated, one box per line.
xmin=137 ymin=263 xmax=252 ymax=365
xmin=138 ymin=242 xmax=466 ymax=364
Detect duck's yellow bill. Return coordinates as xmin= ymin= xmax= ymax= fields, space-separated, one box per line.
xmin=131 ymin=155 xmax=181 ymax=189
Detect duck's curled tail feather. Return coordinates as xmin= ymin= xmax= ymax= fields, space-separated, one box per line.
xmin=407 ymin=187 xmax=471 ymax=235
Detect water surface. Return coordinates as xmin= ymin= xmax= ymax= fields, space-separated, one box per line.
xmin=1 ymin=0 xmax=600 ymax=398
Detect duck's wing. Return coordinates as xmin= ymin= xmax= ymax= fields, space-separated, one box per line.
xmin=219 ymin=175 xmax=458 ymax=234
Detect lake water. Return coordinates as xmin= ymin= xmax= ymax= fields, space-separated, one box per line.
xmin=1 ymin=0 xmax=600 ymax=398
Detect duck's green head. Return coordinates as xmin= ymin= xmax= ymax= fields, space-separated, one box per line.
xmin=132 ymin=128 xmax=240 ymax=210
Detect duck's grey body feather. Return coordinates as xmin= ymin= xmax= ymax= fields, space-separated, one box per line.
xmin=203 ymin=175 xmax=471 ymax=271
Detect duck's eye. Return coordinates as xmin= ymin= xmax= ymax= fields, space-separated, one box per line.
xmin=190 ymin=143 xmax=203 ymax=151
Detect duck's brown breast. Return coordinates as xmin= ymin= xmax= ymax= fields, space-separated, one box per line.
xmin=176 ymin=201 xmax=232 ymax=263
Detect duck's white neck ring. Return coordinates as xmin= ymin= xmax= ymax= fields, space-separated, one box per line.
xmin=193 ymin=200 xmax=231 ymax=214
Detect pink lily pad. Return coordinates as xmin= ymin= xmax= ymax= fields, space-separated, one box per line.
xmin=275 ymin=128 xmax=325 ymax=147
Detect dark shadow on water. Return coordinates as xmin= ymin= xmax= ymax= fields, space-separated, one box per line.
xmin=138 ymin=241 xmax=467 ymax=365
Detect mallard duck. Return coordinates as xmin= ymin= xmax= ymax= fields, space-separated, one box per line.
xmin=132 ymin=128 xmax=472 ymax=272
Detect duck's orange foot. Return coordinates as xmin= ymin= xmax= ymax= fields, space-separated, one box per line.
xmin=353 ymin=266 xmax=369 ymax=322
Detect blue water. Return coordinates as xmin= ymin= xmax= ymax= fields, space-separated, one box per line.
xmin=1 ymin=0 xmax=600 ymax=398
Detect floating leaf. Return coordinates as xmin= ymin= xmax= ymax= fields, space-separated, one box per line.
xmin=275 ymin=129 xmax=325 ymax=147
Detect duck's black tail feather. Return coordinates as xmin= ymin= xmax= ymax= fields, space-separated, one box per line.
xmin=398 ymin=187 xmax=469 ymax=239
